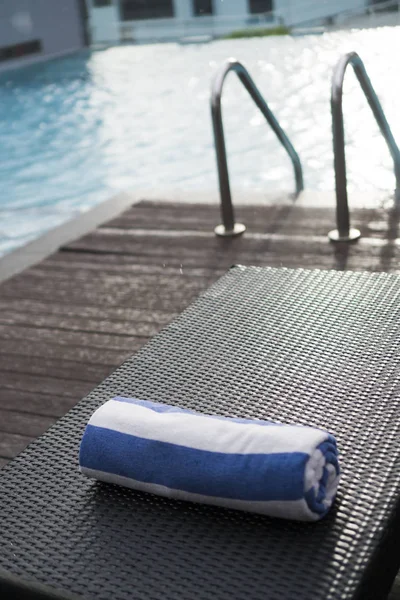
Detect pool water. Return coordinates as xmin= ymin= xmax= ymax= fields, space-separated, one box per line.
xmin=1 ymin=26 xmax=400 ymax=256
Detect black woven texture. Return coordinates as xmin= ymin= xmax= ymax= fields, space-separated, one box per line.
xmin=1 ymin=266 xmax=400 ymax=600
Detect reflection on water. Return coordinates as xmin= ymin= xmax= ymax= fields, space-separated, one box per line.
xmin=0 ymin=26 xmax=399 ymax=256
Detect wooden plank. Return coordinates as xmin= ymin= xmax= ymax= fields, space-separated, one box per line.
xmin=50 ymin=241 xmax=400 ymax=274
xmin=0 ymin=283 xmax=127 ymax=308
xmin=43 ymin=251 xmax=225 ymax=277
xmin=0 ymin=286 xmax=209 ymax=312
xmin=0 ymin=372 xmax=96 ymax=399
xmin=0 ymin=389 xmax=83 ymax=418
xmin=4 ymin=269 xmax=212 ymax=297
xmin=0 ymin=432 xmax=34 ymax=459
xmin=0 ymin=337 xmax=134 ymax=366
xmin=0 ymin=310 xmax=165 ymax=338
xmin=57 ymin=246 xmax=400 ymax=272
xmin=103 ymin=203 xmax=384 ymax=236
xmin=41 ymin=259 xmax=224 ymax=279
xmin=0 ymin=354 xmax=114 ymax=382
xmin=22 ymin=266 xmax=213 ymax=288
xmin=0 ymin=299 xmax=177 ymax=326
xmin=0 ymin=273 xmax=211 ymax=310
xmin=5 ymin=262 xmax=214 ymax=289
xmin=61 ymin=229 xmax=313 ymax=256
xmin=103 ymin=205 xmax=266 ymax=231
xmin=0 ymin=409 xmax=55 ymax=438
xmin=0 ymin=324 xmax=148 ymax=352
xmin=59 ymin=239 xmax=400 ymax=275
xmin=40 ymin=259 xmax=224 ymax=280
xmin=62 ymin=227 xmax=396 ymax=259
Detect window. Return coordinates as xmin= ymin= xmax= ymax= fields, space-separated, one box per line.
xmin=120 ymin=0 xmax=174 ymax=20
xmin=248 ymin=0 xmax=273 ymax=14
xmin=0 ymin=40 xmax=41 ymax=63
xmin=193 ymin=0 xmax=213 ymax=16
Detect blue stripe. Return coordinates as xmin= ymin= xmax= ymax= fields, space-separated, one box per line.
xmin=80 ymin=425 xmax=308 ymax=502
xmin=317 ymin=440 xmax=340 ymax=476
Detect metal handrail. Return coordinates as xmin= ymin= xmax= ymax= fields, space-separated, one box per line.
xmin=211 ymin=58 xmax=303 ymax=237
xmin=329 ymin=51 xmax=400 ymax=242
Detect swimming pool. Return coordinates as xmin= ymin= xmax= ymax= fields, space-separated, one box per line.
xmin=1 ymin=26 xmax=400 ymax=257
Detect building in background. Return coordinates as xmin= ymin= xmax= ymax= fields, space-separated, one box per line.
xmin=0 ymin=0 xmax=88 ymax=71
xmin=86 ymin=0 xmax=368 ymax=44
xmin=0 ymin=0 xmax=390 ymax=67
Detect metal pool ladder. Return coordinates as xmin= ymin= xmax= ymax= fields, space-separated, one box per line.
xmin=211 ymin=58 xmax=303 ymax=237
xmin=329 ymin=51 xmax=400 ymax=242
xmin=211 ymin=54 xmax=400 ymax=242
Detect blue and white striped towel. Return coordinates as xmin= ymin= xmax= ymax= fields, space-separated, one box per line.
xmin=79 ymin=397 xmax=340 ymax=521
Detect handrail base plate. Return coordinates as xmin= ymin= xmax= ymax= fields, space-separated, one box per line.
xmin=328 ymin=228 xmax=361 ymax=243
xmin=214 ymin=223 xmax=246 ymax=237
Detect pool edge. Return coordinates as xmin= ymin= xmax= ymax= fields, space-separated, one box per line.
xmin=0 ymin=191 xmax=138 ymax=283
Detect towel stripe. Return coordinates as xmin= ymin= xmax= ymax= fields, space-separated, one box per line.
xmin=80 ymin=425 xmax=308 ymax=501
xmin=80 ymin=468 xmax=320 ymax=521
xmin=88 ymin=398 xmax=329 ymax=456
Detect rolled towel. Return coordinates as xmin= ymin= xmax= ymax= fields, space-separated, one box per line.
xmin=79 ymin=397 xmax=340 ymax=521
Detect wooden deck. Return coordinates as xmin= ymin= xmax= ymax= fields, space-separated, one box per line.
xmin=0 ymin=198 xmax=399 ymax=468
xmin=1 ymin=198 xmax=400 ymax=597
